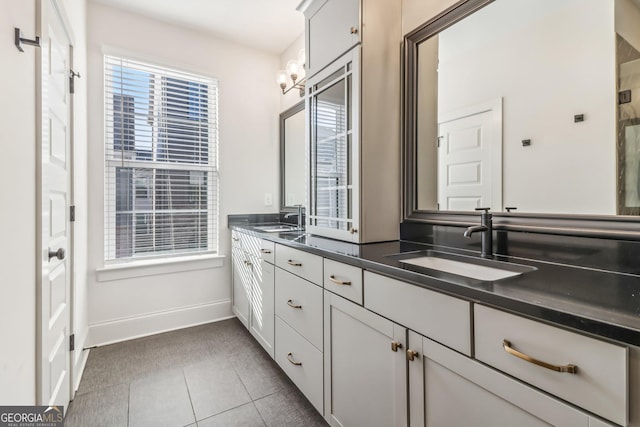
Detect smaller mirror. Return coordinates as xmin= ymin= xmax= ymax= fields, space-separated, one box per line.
xmin=280 ymin=101 xmax=306 ymax=210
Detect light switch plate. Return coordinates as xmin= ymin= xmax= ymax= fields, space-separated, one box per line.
xmin=264 ymin=193 xmax=273 ymax=206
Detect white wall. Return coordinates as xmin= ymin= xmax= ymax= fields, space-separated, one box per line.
xmin=0 ymin=0 xmax=37 ymax=405
xmin=86 ymin=2 xmax=282 ymax=345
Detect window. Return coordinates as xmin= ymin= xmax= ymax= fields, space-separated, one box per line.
xmin=104 ymin=56 xmax=218 ymax=261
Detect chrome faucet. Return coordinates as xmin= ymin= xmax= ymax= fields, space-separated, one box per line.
xmin=464 ymin=207 xmax=493 ymax=258
xmin=284 ymin=205 xmax=305 ymax=230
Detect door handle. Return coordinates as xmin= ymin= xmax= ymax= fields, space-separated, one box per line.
xmin=48 ymin=247 xmax=65 ymax=261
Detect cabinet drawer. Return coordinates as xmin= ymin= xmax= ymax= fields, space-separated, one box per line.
xmin=275 ymin=244 xmax=323 ymax=284
xmin=474 ymin=305 xmax=628 ymax=426
xmin=323 ymin=259 xmax=363 ymax=304
xmin=364 ymin=272 xmax=471 ymax=356
xmin=275 ymin=316 xmax=324 ymax=414
xmin=259 ymin=240 xmax=275 ymax=264
xmin=275 ymin=268 xmax=323 ymax=350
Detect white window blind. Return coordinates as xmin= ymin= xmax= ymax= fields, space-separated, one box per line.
xmin=104 ymin=55 xmax=218 ymax=261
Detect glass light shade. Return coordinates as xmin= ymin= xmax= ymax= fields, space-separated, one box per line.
xmin=286 ymin=59 xmax=299 ymax=81
xmin=277 ymin=70 xmax=288 ymax=89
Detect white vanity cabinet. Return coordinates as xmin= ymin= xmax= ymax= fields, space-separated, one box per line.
xmin=407 ymin=331 xmax=613 ymax=427
xmin=300 ymin=0 xmax=402 ymax=243
xmin=231 ymin=239 xmax=635 ymax=426
xmin=231 ymin=231 xmax=275 ymax=357
xmin=323 ymin=291 xmax=407 ymax=427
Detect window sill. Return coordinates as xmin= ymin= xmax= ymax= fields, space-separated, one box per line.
xmin=96 ymin=254 xmax=225 ymax=282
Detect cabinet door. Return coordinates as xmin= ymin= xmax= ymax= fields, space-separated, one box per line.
xmin=324 ymin=291 xmax=407 ymax=427
xmin=305 ymin=0 xmax=360 ymax=78
xmin=408 ymin=331 xmax=593 ymax=427
xmin=308 ymin=49 xmax=360 ymax=243
xmin=249 ymin=259 xmax=274 ymax=358
xmin=231 ymin=245 xmax=251 ymax=328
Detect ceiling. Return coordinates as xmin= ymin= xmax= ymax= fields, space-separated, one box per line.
xmin=91 ymin=0 xmax=304 ymax=54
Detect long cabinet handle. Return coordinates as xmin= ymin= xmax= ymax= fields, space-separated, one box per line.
xmin=260 ymin=249 xmax=272 ymax=254
xmin=502 ymin=339 xmax=578 ymax=374
xmin=287 ymin=260 xmax=302 ymax=267
xmin=287 ymin=299 xmax=302 ymax=309
xmin=287 ymin=352 xmax=302 ymax=366
xmin=329 ymin=275 xmax=351 ymax=286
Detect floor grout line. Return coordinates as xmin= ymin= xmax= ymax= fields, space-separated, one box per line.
xmin=181 ymin=368 xmax=198 ymax=426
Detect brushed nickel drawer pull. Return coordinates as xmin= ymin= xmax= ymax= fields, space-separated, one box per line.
xmin=287 ymin=260 xmax=302 ymax=267
xmin=329 ymin=275 xmax=351 ymax=286
xmin=260 ymin=249 xmax=272 ymax=254
xmin=287 ymin=352 xmax=302 ymax=366
xmin=287 ymin=299 xmax=302 ymax=309
xmin=502 ymin=340 xmax=578 ymax=374
xmin=391 ymin=341 xmax=402 ymax=352
xmin=407 ymin=349 xmax=419 ymax=361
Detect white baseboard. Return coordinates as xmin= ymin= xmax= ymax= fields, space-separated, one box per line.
xmin=87 ymin=299 xmax=233 ymax=347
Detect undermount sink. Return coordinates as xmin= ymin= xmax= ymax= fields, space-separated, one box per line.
xmin=253 ymin=224 xmax=302 ymax=233
xmin=387 ymin=250 xmax=536 ymax=282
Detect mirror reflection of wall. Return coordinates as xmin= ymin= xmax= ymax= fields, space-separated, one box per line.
xmin=281 ymin=102 xmax=306 ymax=209
xmin=413 ymin=0 xmax=640 ymax=216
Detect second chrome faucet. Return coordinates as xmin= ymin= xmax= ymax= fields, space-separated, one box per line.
xmin=464 ymin=207 xmax=493 ymax=258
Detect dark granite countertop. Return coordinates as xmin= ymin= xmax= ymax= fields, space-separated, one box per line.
xmin=230 ymin=222 xmax=640 ymax=347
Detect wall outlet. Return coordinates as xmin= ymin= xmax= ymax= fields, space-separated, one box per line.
xmin=264 ymin=193 xmax=273 ymax=206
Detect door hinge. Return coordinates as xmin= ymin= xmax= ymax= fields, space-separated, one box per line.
xmin=70 ymin=334 xmax=75 ymax=351
xmin=70 ymin=205 xmax=76 ymax=222
xmin=69 ymin=69 xmax=81 ymax=94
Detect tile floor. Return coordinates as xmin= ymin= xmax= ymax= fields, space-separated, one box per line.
xmin=65 ymin=318 xmax=328 ymax=427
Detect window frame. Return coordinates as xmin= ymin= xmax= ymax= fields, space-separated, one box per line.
xmin=103 ymin=54 xmax=219 ymax=263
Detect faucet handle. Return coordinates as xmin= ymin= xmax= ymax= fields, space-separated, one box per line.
xmin=475 ymin=207 xmax=491 ymax=213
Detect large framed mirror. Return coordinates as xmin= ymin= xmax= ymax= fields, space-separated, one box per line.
xmin=403 ymin=0 xmax=640 ymax=238
xmin=280 ymin=101 xmax=306 ymax=211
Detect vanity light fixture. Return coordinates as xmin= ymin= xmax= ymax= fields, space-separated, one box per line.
xmin=277 ymin=48 xmax=306 ymax=97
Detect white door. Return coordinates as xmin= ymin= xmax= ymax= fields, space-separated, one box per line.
xmin=438 ymin=100 xmax=502 ymax=211
xmin=38 ymin=0 xmax=73 ymax=408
